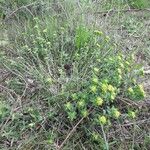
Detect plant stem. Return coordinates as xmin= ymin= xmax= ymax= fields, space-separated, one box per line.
xmin=101 ymin=124 xmax=109 ymax=150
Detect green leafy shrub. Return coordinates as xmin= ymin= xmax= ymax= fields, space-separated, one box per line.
xmin=64 ymin=47 xmax=145 ymax=122
xmin=63 ymin=29 xmax=146 ymax=147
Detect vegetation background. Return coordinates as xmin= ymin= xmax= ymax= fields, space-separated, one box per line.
xmin=0 ymin=0 xmax=150 ymax=149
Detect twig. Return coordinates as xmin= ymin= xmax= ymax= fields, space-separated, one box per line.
xmin=118 ymin=96 xmax=139 ymax=107
xmin=57 ymin=106 xmax=93 ymax=149
xmin=57 ymin=117 xmax=84 ymax=150
xmin=116 ymin=118 xmax=150 ymax=127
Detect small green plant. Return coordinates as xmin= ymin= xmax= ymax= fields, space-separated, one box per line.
xmin=75 ymin=26 xmax=92 ymax=49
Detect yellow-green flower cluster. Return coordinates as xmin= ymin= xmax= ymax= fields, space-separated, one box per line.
xmin=101 ymin=83 xmax=117 ymax=101
xmin=138 ymin=85 xmax=144 ymax=92
xmin=117 ymin=68 xmax=122 ymax=74
xmin=128 ymin=110 xmax=136 ymax=119
xmin=125 ymin=61 xmax=130 ymax=66
xmin=98 ymin=115 xmax=107 ymax=125
xmin=92 ymin=132 xmax=99 ymax=141
xmin=117 ymin=55 xmax=122 ymax=61
xmin=128 ymin=87 xmax=134 ymax=94
xmin=119 ymin=62 xmax=124 ymax=69
xmin=127 ymin=84 xmax=146 ymax=100
xmin=105 ymin=36 xmax=110 ymax=42
xmin=77 ymin=100 xmax=85 ymax=108
xmin=107 ymin=84 xmax=115 ymax=92
xmin=72 ymin=93 xmax=78 ymax=100
xmin=96 ymin=43 xmax=101 ymax=48
xmin=92 ymin=77 xmax=99 ymax=84
xmin=65 ymin=102 xmax=72 ymax=111
xmin=93 ymin=67 xmax=99 ymax=73
xmin=95 ymin=97 xmax=103 ymax=106
xmin=101 ymin=83 xmax=107 ymax=93
xmin=81 ymin=109 xmax=88 ymax=117
xmin=135 ymin=84 xmax=146 ymax=98
xmin=110 ymin=107 xmax=121 ymax=119
xmin=94 ymin=30 xmax=103 ymax=36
